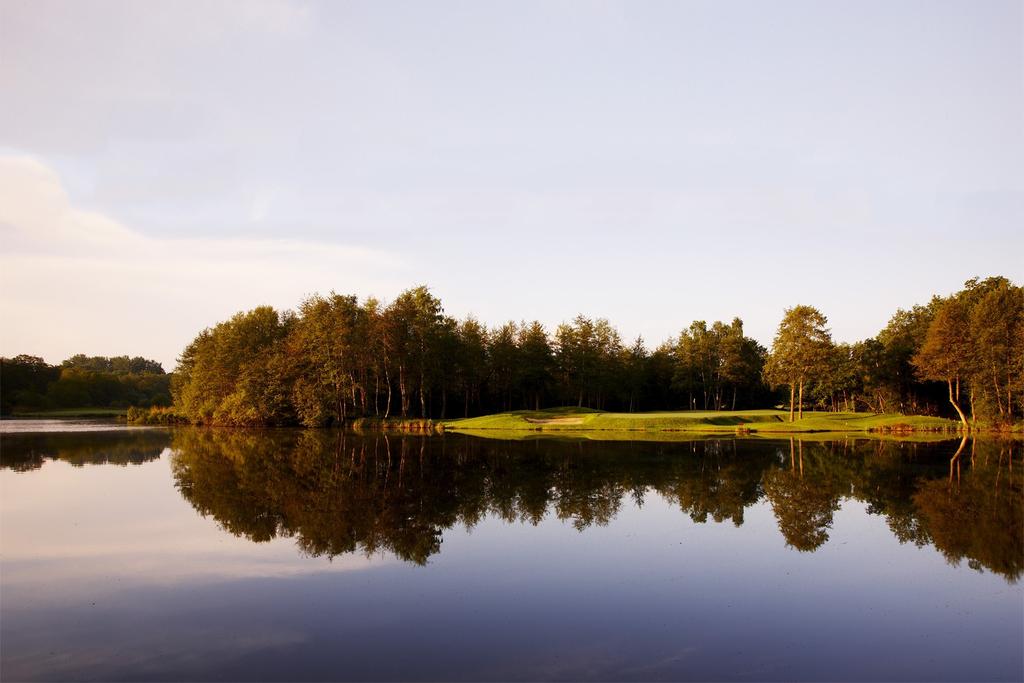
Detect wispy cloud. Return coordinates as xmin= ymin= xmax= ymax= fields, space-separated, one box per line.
xmin=0 ymin=156 xmax=406 ymax=369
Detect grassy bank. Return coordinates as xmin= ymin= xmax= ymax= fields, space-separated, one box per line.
xmin=441 ymin=407 xmax=960 ymax=435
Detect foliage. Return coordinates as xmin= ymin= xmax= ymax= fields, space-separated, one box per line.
xmin=164 ymin=277 xmax=1023 ymax=426
xmin=1 ymin=354 xmax=170 ymax=415
xmin=913 ymin=277 xmax=1024 ymax=428
xmin=764 ymin=305 xmax=833 ymax=421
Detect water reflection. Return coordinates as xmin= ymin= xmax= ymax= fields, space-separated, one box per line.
xmin=169 ymin=431 xmax=1022 ymax=582
xmin=0 ymin=429 xmax=170 ymax=471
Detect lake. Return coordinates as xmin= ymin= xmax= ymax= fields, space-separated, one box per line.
xmin=1 ymin=422 xmax=1021 ymax=681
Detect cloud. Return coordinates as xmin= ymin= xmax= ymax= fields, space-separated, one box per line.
xmin=0 ymin=156 xmax=406 ymax=370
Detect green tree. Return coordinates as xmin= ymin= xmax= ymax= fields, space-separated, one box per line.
xmin=174 ymin=305 xmax=290 ymax=425
xmin=489 ymin=322 xmax=519 ymax=411
xmin=518 ymin=321 xmax=554 ymax=410
xmin=764 ymin=305 xmax=833 ymax=421
xmin=288 ymin=294 xmax=366 ymax=425
xmin=969 ymin=280 xmax=1024 ymax=422
xmin=622 ymin=336 xmax=648 ymax=412
xmin=875 ymin=300 xmax=941 ymax=412
xmin=454 ymin=317 xmax=488 ymax=417
xmin=383 ymin=287 xmax=444 ymax=418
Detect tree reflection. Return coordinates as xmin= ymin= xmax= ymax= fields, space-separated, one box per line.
xmin=167 ymin=430 xmax=1022 ymax=581
xmin=0 ymin=430 xmax=170 ymax=471
xmin=763 ymin=440 xmax=844 ymax=551
xmin=913 ymin=440 xmax=1022 ymax=581
xmin=655 ymin=440 xmax=776 ymax=526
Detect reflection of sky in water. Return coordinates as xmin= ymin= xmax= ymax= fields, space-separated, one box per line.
xmin=2 ymin=438 xmax=1022 ymax=682
xmin=0 ymin=419 xmax=159 ymax=433
xmin=1 ymin=457 xmax=390 ymax=597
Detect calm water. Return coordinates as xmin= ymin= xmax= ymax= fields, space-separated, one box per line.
xmin=1 ymin=423 xmax=1021 ymax=681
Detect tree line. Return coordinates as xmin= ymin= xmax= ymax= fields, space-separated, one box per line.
xmin=170 ymin=276 xmax=1022 ymax=427
xmin=763 ymin=276 xmax=1023 ymax=428
xmin=172 ymin=287 xmax=772 ymax=426
xmin=0 ymin=354 xmax=171 ymax=415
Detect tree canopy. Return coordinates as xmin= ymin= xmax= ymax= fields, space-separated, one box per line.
xmin=0 ymin=354 xmax=170 ymax=415
xmin=9 ymin=278 xmax=1016 ymax=425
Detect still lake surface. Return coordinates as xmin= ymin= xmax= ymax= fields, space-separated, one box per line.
xmin=1 ymin=421 xmax=1021 ymax=682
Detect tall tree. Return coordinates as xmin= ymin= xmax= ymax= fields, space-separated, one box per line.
xmin=764 ymin=305 xmax=833 ymax=421
xmin=174 ymin=306 xmax=290 ymax=425
xmin=969 ymin=280 xmax=1024 ymax=422
xmin=622 ymin=336 xmax=648 ymax=413
xmin=912 ymin=297 xmax=973 ymax=429
xmin=518 ymin=321 xmax=554 ymax=410
xmin=489 ymin=322 xmax=519 ymax=411
xmin=454 ymin=317 xmax=488 ymax=417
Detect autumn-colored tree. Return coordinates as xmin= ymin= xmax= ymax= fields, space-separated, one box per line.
xmin=912 ymin=297 xmax=973 ymax=429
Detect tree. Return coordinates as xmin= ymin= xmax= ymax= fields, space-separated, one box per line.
xmin=383 ymin=287 xmax=443 ymax=418
xmin=811 ymin=342 xmax=858 ymax=412
xmin=764 ymin=305 xmax=833 ymax=421
xmin=912 ymin=297 xmax=973 ymax=430
xmin=518 ymin=321 xmax=554 ymax=410
xmin=622 ymin=337 xmax=648 ymax=413
xmin=969 ymin=280 xmax=1024 ymax=422
xmin=555 ymin=317 xmax=594 ymax=408
xmin=875 ymin=300 xmax=941 ymax=413
xmin=0 ymin=355 xmax=57 ymax=413
xmin=488 ymin=322 xmax=519 ymax=411
xmin=173 ymin=306 xmax=290 ymax=425
xmin=719 ymin=318 xmax=764 ymax=411
xmin=162 ymin=276 xmax=1020 ymax=424
xmin=291 ymin=294 xmax=364 ymax=425
xmin=454 ymin=317 xmax=488 ymax=417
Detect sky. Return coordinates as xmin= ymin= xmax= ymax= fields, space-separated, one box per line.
xmin=1 ymin=0 xmax=1021 ymax=371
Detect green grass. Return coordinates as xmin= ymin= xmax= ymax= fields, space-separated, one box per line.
xmin=441 ymin=407 xmax=959 ymax=435
xmin=6 ymin=407 xmax=127 ymax=418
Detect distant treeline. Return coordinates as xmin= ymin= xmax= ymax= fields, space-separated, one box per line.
xmin=172 ymin=276 xmax=1022 ymax=428
xmin=0 ymin=354 xmax=171 ymax=415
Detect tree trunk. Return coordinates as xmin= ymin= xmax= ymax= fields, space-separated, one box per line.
xmin=731 ymin=386 xmax=737 ymax=411
xmin=419 ymin=370 xmax=427 ymax=419
xmin=798 ymin=379 xmax=804 ymax=420
xmin=398 ymin=365 xmax=407 ymax=418
xmin=789 ymin=383 xmax=795 ymax=422
xmin=374 ymin=373 xmax=380 ymax=416
xmin=969 ymin=385 xmax=976 ymax=429
xmin=993 ymin=370 xmax=1004 ymax=416
xmin=948 ymin=378 xmax=969 ymax=431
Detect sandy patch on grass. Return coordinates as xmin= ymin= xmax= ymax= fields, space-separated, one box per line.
xmin=524 ymin=417 xmax=585 ymax=425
